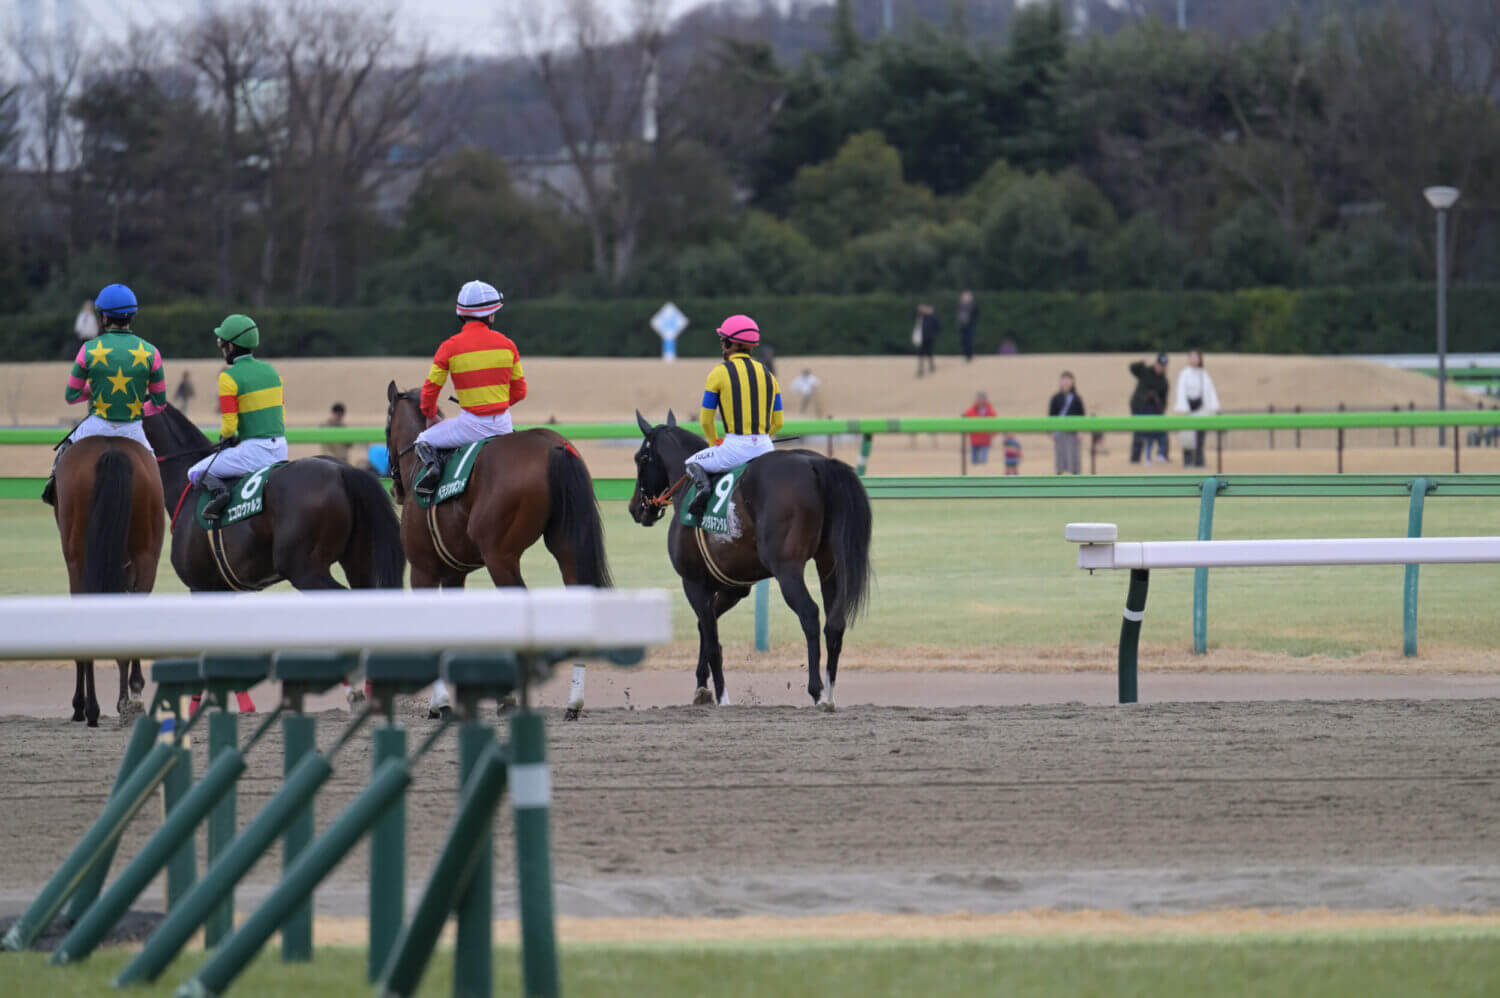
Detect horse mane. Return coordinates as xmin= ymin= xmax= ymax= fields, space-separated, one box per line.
xmin=155 ymin=402 xmax=212 ymax=451
xmin=659 ymin=424 xmax=707 ymax=453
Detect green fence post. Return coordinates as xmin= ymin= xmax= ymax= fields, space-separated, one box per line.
xmin=64 ymin=715 xmax=156 ymax=921
xmin=1192 ymin=477 xmax=1223 ymax=655
xmin=1119 ymin=569 xmax=1151 ymax=705
xmin=0 ymin=742 xmax=177 ymax=952
xmin=51 ymin=749 xmax=248 ymax=965
xmin=162 ymin=743 xmax=196 ymax=911
xmin=1404 ymin=477 xmax=1433 ymax=657
xmin=454 ymin=721 xmax=495 ymax=998
xmin=205 ymin=710 xmax=238 ymax=947
xmin=510 ymin=709 xmax=560 ymax=998
xmin=376 ymin=743 xmax=509 ymax=998
xmin=369 ymin=724 xmax=407 ymax=982
xmin=754 ymin=579 xmax=770 ymax=652
xmin=855 ymin=433 xmax=873 ymax=477
xmin=281 ymin=713 xmax=317 ymax=962
xmin=180 ymin=758 xmax=413 ymax=998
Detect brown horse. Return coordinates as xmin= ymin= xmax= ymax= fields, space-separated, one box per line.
xmin=627 ymin=412 xmax=873 ymax=709
xmin=385 ymin=382 xmax=612 ymax=591
xmin=52 ymin=436 xmax=165 ymax=726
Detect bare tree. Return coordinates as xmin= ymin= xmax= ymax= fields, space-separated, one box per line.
xmin=9 ymin=18 xmax=85 ymax=262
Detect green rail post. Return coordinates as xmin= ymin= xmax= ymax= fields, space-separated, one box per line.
xmin=377 ymin=743 xmax=509 ymax=997
xmin=754 ymin=579 xmax=770 ymax=652
xmin=162 ymin=742 xmax=196 ymax=910
xmin=369 ymin=724 xmax=407 ymax=982
xmin=1119 ymin=569 xmax=1150 ymax=705
xmin=0 ymin=741 xmax=178 ymax=952
xmin=454 ymin=720 xmax=496 ymax=998
xmin=855 ymin=433 xmax=873 ymax=477
xmin=1404 ymin=477 xmax=1433 ymax=657
xmin=51 ymin=749 xmax=249 ymax=965
xmin=180 ymin=758 xmax=414 ymax=998
xmin=205 ymin=710 xmax=238 ymax=947
xmin=510 ymin=709 xmax=560 ymax=998
xmin=1191 ymin=477 xmax=1224 ymax=655
xmin=64 ymin=715 xmax=156 ymax=921
xmin=281 ymin=712 xmax=317 ymax=962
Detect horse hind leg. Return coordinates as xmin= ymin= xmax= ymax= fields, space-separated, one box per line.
xmin=118 ymin=659 xmax=144 ymax=721
xmin=683 ymin=581 xmax=720 ymax=705
xmin=73 ymin=660 xmax=89 ymax=723
xmin=81 ymin=661 xmax=100 ymax=727
xmin=773 ymin=565 xmax=824 ymax=707
xmin=816 ymin=562 xmax=844 ymax=713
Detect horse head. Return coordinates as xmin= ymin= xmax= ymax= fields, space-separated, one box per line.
xmin=385 ymin=381 xmax=429 ymax=504
xmin=629 ymin=410 xmax=674 ymax=527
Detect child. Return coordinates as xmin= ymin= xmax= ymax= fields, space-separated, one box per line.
xmin=1003 ymin=434 xmax=1022 ymax=475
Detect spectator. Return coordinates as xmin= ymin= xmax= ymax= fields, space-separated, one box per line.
xmin=998 ymin=337 xmax=1018 ymax=356
xmin=1002 ymin=433 xmax=1022 ymax=475
xmin=1173 ymin=348 xmax=1221 ymax=468
xmin=793 ymin=368 xmax=824 ymax=417
xmin=1128 ymin=352 xmax=1170 ymax=464
xmin=914 ymin=304 xmax=939 ymax=377
xmin=322 ymin=401 xmax=351 ymax=463
xmin=1048 ymin=370 xmax=1086 ymax=475
xmin=173 ymin=371 xmax=196 ymax=415
xmin=957 ymin=290 xmax=979 ymax=362
xmin=962 ymin=390 xmax=996 ymax=465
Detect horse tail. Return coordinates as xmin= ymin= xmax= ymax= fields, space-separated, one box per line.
xmin=339 ymin=463 xmax=407 ymax=588
xmin=83 ymin=447 xmax=135 ymax=594
xmin=818 ymin=460 xmax=874 ymax=625
xmin=545 ymin=444 xmax=613 ymax=588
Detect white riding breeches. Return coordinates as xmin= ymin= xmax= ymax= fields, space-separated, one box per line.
xmin=684 ymin=433 xmax=774 ymax=475
xmin=68 ymin=415 xmax=153 ymax=454
xmin=416 ymin=409 xmax=513 ymax=451
xmin=188 ymin=436 xmax=288 ymax=483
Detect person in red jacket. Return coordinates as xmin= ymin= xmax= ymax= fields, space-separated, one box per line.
xmin=962 ymin=390 xmax=997 ymax=465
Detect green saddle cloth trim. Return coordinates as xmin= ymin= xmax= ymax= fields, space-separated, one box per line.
xmin=414 ymin=439 xmax=488 ymax=509
xmin=680 ymin=462 xmax=749 ymax=534
xmin=195 ymin=462 xmax=289 ymax=529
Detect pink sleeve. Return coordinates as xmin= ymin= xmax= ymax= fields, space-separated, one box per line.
xmin=147 ymin=349 xmax=166 ymax=395
xmin=66 ymin=344 xmax=90 ymax=400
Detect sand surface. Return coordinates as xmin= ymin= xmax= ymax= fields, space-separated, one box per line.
xmin=3 ymin=675 xmax=1498 ymax=927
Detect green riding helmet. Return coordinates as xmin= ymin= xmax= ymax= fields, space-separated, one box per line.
xmin=215 ymin=313 xmax=260 ymax=350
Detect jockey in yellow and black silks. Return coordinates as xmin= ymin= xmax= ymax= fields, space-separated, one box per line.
xmin=685 ymin=314 xmax=784 ymax=519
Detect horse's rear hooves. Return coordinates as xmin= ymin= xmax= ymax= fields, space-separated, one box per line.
xmin=692 ymin=687 xmax=714 ymax=706
xmin=564 ymin=707 xmax=582 ymax=722
xmin=817 ymin=700 xmax=837 ymax=714
xmin=427 ymin=705 xmax=452 ymax=720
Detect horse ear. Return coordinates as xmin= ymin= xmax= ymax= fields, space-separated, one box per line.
xmin=636 ymin=410 xmax=652 ymax=436
xmin=666 ymin=409 xmax=677 ymax=427
xmin=387 ymin=380 xmax=399 ymax=403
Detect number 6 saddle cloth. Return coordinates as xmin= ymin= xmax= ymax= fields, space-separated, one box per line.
xmin=194 ymin=462 xmax=289 ymax=530
xmin=679 ymin=461 xmax=750 ymax=535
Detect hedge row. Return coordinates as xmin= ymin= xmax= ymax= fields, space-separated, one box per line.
xmin=2 ymin=285 xmax=1490 ymax=361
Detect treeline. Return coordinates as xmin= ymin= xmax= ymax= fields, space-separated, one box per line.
xmin=1 ymin=0 xmax=1495 ymax=318
xmin=5 ymin=285 xmax=1497 ymax=361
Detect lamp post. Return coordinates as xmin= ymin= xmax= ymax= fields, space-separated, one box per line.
xmin=1424 ymin=186 xmax=1460 ymax=444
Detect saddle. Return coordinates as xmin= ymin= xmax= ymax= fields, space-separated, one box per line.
xmin=194 ymin=462 xmax=288 ymax=530
xmin=412 ymin=440 xmax=489 ymax=509
xmin=680 ymin=462 xmax=750 ymax=534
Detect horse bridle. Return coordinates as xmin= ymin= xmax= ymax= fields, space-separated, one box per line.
xmin=385 ymin=390 xmax=423 ymax=500
xmin=632 ymin=434 xmax=689 ymax=524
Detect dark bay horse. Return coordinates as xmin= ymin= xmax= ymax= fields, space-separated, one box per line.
xmin=627 ymin=411 xmax=873 ymax=710
xmin=143 ymin=403 xmax=404 ymax=592
xmin=384 ymin=383 xmax=611 ymax=590
xmin=52 ymin=436 xmax=164 ymax=726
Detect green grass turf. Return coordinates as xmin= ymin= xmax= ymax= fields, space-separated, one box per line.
xmin=4 ymin=496 xmax=1499 ymax=657
xmin=2 ymin=931 xmax=1499 ymax=997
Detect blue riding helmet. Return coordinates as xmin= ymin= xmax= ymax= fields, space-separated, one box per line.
xmin=95 ymin=284 xmax=139 ymax=318
xmin=367 ymin=444 xmax=390 ymax=477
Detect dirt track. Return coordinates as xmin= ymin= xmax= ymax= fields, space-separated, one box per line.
xmin=3 ymin=690 xmax=1498 ymax=921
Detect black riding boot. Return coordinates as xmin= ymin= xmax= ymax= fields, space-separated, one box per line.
xmin=41 ymin=439 xmax=72 ymax=507
xmin=413 ymin=441 xmax=442 ymax=500
xmin=686 ymin=464 xmax=713 ymax=519
xmin=200 ymin=473 xmax=232 ymax=520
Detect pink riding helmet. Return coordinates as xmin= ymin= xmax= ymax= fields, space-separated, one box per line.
xmin=716 ymin=314 xmax=761 ymax=346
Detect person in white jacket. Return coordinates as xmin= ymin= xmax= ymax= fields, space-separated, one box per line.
xmin=1174 ymin=349 xmax=1221 ymax=467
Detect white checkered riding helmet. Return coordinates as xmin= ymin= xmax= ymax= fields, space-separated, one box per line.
xmin=456 ymin=280 xmax=504 ymax=318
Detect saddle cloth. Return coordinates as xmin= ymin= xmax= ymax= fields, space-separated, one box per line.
xmin=195 ymin=462 xmax=289 ymax=529
xmin=413 ymin=440 xmax=488 ymax=509
xmin=680 ymin=462 xmax=749 ymax=534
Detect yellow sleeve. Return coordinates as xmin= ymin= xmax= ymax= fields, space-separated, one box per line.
xmin=217 ymin=371 xmax=240 ymax=438
xmin=767 ymin=372 xmax=784 ymax=435
xmin=700 ymin=364 xmax=727 ymax=441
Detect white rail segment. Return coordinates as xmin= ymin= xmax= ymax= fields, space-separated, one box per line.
xmin=1074 ymin=533 xmax=1500 ymax=571
xmin=0 ymin=588 xmax=672 ymax=660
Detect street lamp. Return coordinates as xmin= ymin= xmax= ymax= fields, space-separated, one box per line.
xmin=1424 ymin=185 xmax=1460 ymax=444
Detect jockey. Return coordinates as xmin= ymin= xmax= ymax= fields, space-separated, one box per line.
xmin=685 ymin=314 xmax=784 ymax=520
xmin=187 ymin=314 xmax=288 ymax=519
xmin=44 ymin=284 xmax=167 ymax=506
xmin=412 ymin=280 xmax=527 ymax=500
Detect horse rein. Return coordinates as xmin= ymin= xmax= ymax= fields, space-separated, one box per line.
xmin=645 ymin=474 xmax=689 ymax=509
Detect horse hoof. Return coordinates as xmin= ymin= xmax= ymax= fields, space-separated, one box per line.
xmin=72 ymin=711 xmax=85 ymax=723
xmin=428 ymin=705 xmax=451 ymax=720
xmin=86 ymin=716 xmax=100 ymax=728
xmin=347 ymin=687 xmax=366 ymax=710
xmin=564 ymin=707 xmax=581 ymax=722
xmin=692 ymin=687 xmax=714 ymax=706
xmin=817 ymin=700 xmax=836 ymax=714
